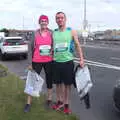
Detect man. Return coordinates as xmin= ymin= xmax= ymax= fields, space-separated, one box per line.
xmin=24 ymin=15 xmax=53 ymax=112
xmin=52 ymin=12 xmax=84 ymax=114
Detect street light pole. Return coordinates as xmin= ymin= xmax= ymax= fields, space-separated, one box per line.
xmin=83 ymin=0 xmax=87 ymax=44
xmin=22 ymin=16 xmax=24 ymax=30
xmin=83 ymin=0 xmax=86 ymax=30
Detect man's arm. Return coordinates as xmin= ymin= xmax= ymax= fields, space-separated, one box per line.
xmin=72 ymin=30 xmax=84 ymax=67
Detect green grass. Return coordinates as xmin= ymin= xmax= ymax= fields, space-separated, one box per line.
xmin=0 ymin=64 xmax=79 ymax=120
xmin=0 ymin=64 xmax=8 ymax=72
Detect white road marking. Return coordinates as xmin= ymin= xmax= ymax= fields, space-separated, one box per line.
xmin=111 ymin=57 xmax=120 ymax=60
xmin=74 ymin=58 xmax=120 ymax=71
xmin=21 ymin=59 xmax=120 ymax=80
xmin=74 ymin=60 xmax=112 ymax=69
xmin=81 ymin=44 xmax=120 ymax=51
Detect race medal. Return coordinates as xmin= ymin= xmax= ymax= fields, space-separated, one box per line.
xmin=39 ymin=45 xmax=51 ymax=56
xmin=55 ymin=42 xmax=68 ymax=52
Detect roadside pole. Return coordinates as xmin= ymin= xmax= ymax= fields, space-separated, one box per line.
xmin=83 ymin=0 xmax=88 ymax=45
xmin=82 ymin=30 xmax=88 ymax=44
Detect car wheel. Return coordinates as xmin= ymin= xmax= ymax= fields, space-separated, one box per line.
xmin=23 ymin=54 xmax=28 ymax=59
xmin=1 ymin=53 xmax=6 ymax=61
xmin=113 ymin=86 xmax=120 ymax=112
xmin=113 ymin=102 xmax=120 ymax=113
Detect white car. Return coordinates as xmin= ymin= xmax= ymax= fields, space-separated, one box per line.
xmin=0 ymin=36 xmax=28 ymax=60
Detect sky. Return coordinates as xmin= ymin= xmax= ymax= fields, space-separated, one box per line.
xmin=0 ymin=0 xmax=120 ymax=31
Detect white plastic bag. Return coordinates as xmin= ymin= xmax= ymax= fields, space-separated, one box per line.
xmin=75 ymin=65 xmax=93 ymax=99
xmin=24 ymin=70 xmax=44 ymax=97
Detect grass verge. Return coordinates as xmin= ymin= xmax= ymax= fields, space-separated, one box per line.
xmin=0 ymin=64 xmax=79 ymax=120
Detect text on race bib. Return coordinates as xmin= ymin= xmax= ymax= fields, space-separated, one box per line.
xmin=39 ymin=45 xmax=51 ymax=56
xmin=55 ymin=43 xmax=68 ymax=52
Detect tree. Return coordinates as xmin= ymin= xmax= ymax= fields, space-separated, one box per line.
xmin=0 ymin=28 xmax=9 ymax=36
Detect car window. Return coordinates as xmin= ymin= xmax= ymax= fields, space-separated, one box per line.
xmin=4 ymin=38 xmax=25 ymax=45
xmin=0 ymin=38 xmax=4 ymax=43
xmin=5 ymin=39 xmax=23 ymax=43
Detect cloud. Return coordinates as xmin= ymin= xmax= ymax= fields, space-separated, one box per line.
xmin=0 ymin=0 xmax=120 ymax=30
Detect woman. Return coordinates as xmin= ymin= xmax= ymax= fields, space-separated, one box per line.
xmin=24 ymin=15 xmax=53 ymax=112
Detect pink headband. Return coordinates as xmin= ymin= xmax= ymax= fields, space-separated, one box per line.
xmin=39 ymin=15 xmax=49 ymax=23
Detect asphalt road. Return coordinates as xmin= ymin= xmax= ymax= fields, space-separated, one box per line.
xmin=72 ymin=44 xmax=120 ymax=120
xmin=0 ymin=43 xmax=120 ymax=120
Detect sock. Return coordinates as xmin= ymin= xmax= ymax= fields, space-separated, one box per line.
xmin=64 ymin=104 xmax=69 ymax=109
xmin=26 ymin=104 xmax=30 ymax=106
xmin=57 ymin=100 xmax=63 ymax=105
xmin=47 ymin=100 xmax=52 ymax=105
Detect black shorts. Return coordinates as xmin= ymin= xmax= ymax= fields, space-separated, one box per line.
xmin=32 ymin=61 xmax=53 ymax=89
xmin=53 ymin=60 xmax=75 ymax=85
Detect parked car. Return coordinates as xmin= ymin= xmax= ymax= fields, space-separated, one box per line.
xmin=113 ymin=79 xmax=120 ymax=112
xmin=0 ymin=36 xmax=28 ymax=60
xmin=0 ymin=37 xmax=4 ymax=50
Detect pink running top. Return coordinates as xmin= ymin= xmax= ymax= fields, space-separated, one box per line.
xmin=32 ymin=30 xmax=53 ymax=63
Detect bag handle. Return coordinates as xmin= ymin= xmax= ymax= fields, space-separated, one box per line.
xmin=73 ymin=65 xmax=81 ymax=88
xmin=74 ymin=65 xmax=81 ymax=73
xmin=74 ymin=64 xmax=91 ymax=73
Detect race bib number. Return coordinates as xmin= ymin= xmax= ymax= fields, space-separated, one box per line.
xmin=39 ymin=45 xmax=51 ymax=56
xmin=55 ymin=43 xmax=68 ymax=52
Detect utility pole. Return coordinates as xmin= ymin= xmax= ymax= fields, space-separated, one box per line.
xmin=22 ymin=16 xmax=24 ymax=30
xmin=83 ymin=0 xmax=86 ymax=30
xmin=83 ymin=0 xmax=88 ymax=44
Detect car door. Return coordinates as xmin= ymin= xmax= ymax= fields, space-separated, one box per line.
xmin=0 ymin=37 xmax=4 ymax=50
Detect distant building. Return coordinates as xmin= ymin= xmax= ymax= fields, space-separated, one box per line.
xmin=104 ymin=29 xmax=120 ymax=40
xmin=93 ymin=31 xmax=105 ymax=40
xmin=93 ymin=29 xmax=120 ymax=40
xmin=8 ymin=29 xmax=34 ymax=40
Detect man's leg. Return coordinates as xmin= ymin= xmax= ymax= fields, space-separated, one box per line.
xmin=62 ymin=61 xmax=74 ymax=114
xmin=51 ymin=83 xmax=64 ymax=110
xmin=56 ymin=84 xmax=64 ymax=102
xmin=63 ymin=85 xmax=72 ymax=114
xmin=51 ymin=62 xmax=65 ymax=109
xmin=64 ymin=85 xmax=71 ymax=105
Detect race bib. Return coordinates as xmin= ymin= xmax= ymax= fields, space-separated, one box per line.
xmin=39 ymin=45 xmax=51 ymax=56
xmin=55 ymin=43 xmax=68 ymax=52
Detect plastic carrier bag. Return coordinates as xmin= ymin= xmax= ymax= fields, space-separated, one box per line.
xmin=24 ymin=70 xmax=44 ymax=97
xmin=75 ymin=65 xmax=93 ymax=99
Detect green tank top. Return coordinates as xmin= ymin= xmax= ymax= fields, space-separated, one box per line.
xmin=53 ymin=28 xmax=73 ymax=62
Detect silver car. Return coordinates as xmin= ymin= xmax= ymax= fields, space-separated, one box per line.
xmin=0 ymin=36 xmax=28 ymax=60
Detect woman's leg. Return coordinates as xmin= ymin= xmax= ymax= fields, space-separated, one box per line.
xmin=44 ymin=62 xmax=53 ymax=105
xmin=24 ymin=62 xmax=42 ymax=112
xmin=26 ymin=95 xmax=32 ymax=104
xmin=24 ymin=95 xmax=32 ymax=112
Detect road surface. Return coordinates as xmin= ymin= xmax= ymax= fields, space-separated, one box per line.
xmin=0 ymin=43 xmax=120 ymax=120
